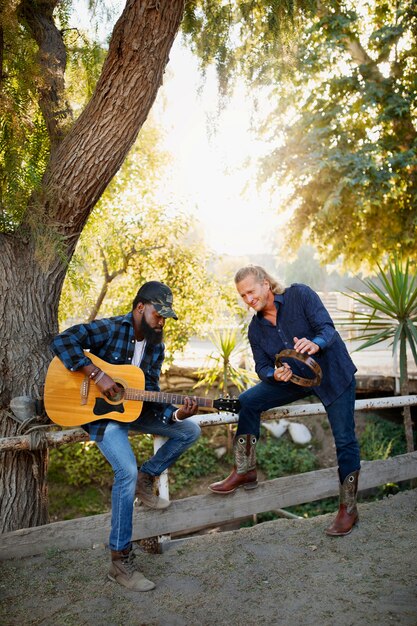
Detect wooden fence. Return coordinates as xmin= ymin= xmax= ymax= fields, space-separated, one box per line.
xmin=0 ymin=395 xmax=416 ymax=560
xmin=0 ymin=453 xmax=416 ymax=560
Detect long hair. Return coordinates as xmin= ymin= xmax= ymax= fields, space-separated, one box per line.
xmin=234 ymin=265 xmax=285 ymax=295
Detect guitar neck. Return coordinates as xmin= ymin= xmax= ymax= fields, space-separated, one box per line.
xmin=124 ymin=388 xmax=215 ymax=408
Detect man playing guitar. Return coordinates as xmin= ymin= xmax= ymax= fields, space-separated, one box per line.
xmin=52 ymin=281 xmax=199 ymax=592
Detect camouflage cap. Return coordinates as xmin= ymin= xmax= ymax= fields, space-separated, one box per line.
xmin=135 ymin=281 xmax=178 ymax=319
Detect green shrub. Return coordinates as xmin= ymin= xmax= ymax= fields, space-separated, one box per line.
xmin=49 ymin=433 xmax=155 ymax=487
xmin=48 ymin=433 xmax=218 ymax=495
xmin=49 ymin=442 xmax=112 ymax=487
xmin=257 ymin=433 xmax=317 ymax=479
xmin=48 ymin=484 xmax=109 ymax=520
xmin=359 ymin=416 xmax=406 ymax=461
xmin=168 ymin=436 xmax=219 ymax=493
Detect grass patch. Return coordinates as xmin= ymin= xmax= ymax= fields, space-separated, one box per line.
xmin=359 ymin=414 xmax=407 ymax=461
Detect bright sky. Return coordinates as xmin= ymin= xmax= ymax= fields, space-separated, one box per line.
xmin=71 ymin=1 xmax=285 ymax=256
xmin=152 ymin=41 xmax=283 ymax=256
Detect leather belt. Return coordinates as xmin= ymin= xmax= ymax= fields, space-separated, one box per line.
xmin=274 ymin=349 xmax=322 ymax=387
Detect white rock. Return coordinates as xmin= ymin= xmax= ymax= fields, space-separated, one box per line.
xmin=262 ymin=419 xmax=289 ymax=439
xmin=288 ymin=422 xmax=312 ymax=445
xmin=214 ymin=446 xmax=227 ymax=459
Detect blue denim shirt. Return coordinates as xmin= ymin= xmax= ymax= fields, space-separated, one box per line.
xmin=51 ymin=312 xmax=177 ymax=436
xmin=248 ymin=284 xmax=356 ymax=406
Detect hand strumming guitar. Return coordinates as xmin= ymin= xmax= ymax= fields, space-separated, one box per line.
xmin=82 ymin=364 xmax=120 ymax=399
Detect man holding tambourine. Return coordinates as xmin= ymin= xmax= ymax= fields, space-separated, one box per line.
xmin=209 ymin=265 xmax=361 ymax=537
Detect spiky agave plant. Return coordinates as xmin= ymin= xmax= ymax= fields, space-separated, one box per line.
xmin=344 ymin=256 xmax=417 ymax=452
xmin=194 ymin=328 xmax=256 ymax=395
xmin=194 ymin=327 xmax=257 ymax=451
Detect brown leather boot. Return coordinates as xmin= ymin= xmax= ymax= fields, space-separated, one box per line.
xmin=136 ymin=470 xmax=170 ymax=509
xmin=108 ymin=546 xmax=155 ymax=591
xmin=325 ymin=470 xmax=360 ymax=536
xmin=209 ymin=434 xmax=258 ymax=494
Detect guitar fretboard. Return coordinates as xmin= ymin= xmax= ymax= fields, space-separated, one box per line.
xmin=124 ymin=388 xmax=214 ymax=407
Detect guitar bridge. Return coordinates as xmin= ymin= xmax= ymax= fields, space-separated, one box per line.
xmin=80 ymin=376 xmax=89 ymax=405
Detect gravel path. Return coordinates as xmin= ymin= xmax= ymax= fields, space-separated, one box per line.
xmin=1 ymin=489 xmax=416 ymax=626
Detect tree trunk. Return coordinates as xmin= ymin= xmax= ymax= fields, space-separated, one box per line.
xmin=399 ymin=359 xmax=415 ymax=454
xmin=0 ymin=0 xmax=186 ymax=532
xmin=0 ymin=236 xmax=64 ymax=532
xmin=402 ymin=405 xmax=415 ymax=453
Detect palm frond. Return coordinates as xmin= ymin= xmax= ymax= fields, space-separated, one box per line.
xmin=343 ymin=255 xmax=417 ymax=390
xmin=194 ymin=328 xmax=256 ymax=393
xmin=404 ymin=322 xmax=417 ymax=366
xmin=354 ymin=328 xmax=396 ymax=351
xmin=344 ymin=289 xmax=397 ymax=317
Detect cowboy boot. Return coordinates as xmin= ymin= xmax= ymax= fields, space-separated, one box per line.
xmin=209 ymin=434 xmax=258 ymax=494
xmin=108 ymin=546 xmax=155 ymax=591
xmin=325 ymin=470 xmax=360 ymax=536
xmin=135 ymin=470 xmax=170 ymax=509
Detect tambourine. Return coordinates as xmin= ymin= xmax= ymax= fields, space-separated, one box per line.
xmin=274 ymin=349 xmax=322 ymax=387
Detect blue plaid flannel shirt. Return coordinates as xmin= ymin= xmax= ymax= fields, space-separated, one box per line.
xmin=51 ymin=312 xmax=177 ymax=439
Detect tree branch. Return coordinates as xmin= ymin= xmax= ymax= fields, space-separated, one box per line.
xmin=35 ymin=0 xmax=185 ymax=257
xmin=316 ymin=0 xmax=384 ymax=83
xmin=87 ymin=243 xmax=165 ymax=321
xmin=17 ymin=0 xmax=73 ymax=151
xmin=0 ymin=25 xmax=4 ymax=87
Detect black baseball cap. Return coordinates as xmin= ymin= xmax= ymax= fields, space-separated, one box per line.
xmin=135 ymin=281 xmax=178 ymax=319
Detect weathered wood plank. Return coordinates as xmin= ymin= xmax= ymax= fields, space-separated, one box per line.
xmin=1 ymin=453 xmax=416 ymax=560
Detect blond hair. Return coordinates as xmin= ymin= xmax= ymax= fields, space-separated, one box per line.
xmin=234 ymin=265 xmax=285 ymax=295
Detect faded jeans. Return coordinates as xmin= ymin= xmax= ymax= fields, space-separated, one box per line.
xmin=237 ymin=378 xmax=360 ymax=484
xmin=94 ymin=406 xmax=201 ymax=551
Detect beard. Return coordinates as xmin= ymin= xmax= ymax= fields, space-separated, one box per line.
xmin=138 ymin=314 xmax=164 ymax=346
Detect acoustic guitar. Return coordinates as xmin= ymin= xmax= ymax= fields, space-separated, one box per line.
xmin=44 ymin=352 xmax=240 ymax=427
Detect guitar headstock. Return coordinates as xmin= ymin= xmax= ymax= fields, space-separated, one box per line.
xmin=213 ymin=396 xmax=241 ymax=414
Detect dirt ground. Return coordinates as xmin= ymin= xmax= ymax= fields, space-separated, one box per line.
xmin=1 ymin=488 xmax=416 ymax=626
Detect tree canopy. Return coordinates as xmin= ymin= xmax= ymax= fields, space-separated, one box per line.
xmin=183 ymin=0 xmax=417 ymax=270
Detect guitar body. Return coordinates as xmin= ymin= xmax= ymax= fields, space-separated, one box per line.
xmin=44 ymin=352 xmax=145 ymax=427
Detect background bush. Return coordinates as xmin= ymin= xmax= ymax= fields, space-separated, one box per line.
xmin=48 ymin=433 xmax=218 ymax=494
xmin=256 ymin=433 xmax=317 ymax=479
xmin=358 ymin=415 xmax=407 ymax=461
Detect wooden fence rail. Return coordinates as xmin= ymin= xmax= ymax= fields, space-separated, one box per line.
xmin=1 ymin=452 xmax=416 ymax=560
xmin=1 ymin=395 xmax=416 ymax=452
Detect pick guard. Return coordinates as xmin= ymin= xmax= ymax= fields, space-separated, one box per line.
xmin=93 ymin=397 xmax=125 ymax=416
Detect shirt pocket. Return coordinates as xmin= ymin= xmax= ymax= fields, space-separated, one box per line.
xmin=103 ymin=349 xmax=124 ymax=365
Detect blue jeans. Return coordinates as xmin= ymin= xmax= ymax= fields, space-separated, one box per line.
xmin=94 ymin=406 xmax=201 ymax=551
xmin=237 ymin=378 xmax=360 ymax=483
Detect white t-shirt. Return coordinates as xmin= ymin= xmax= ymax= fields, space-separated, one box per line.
xmin=132 ymin=339 xmax=147 ymax=367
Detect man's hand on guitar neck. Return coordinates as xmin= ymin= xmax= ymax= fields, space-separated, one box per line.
xmin=173 ymin=396 xmax=199 ymax=421
xmin=82 ymin=364 xmax=120 ymax=399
